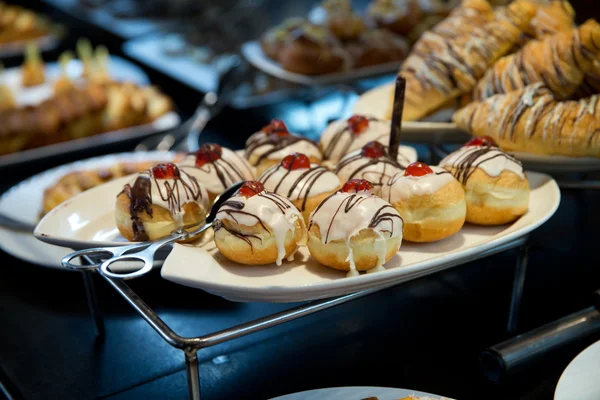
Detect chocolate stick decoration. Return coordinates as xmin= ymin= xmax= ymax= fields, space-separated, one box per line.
xmin=389 ymin=75 xmax=406 ymax=162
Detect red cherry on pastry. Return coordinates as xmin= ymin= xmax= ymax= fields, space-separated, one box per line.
xmin=280 ymin=152 xmax=311 ymax=170
xmin=404 ymin=162 xmax=433 ymax=177
xmin=341 ymin=179 xmax=374 ymax=193
xmin=195 ymin=143 xmax=223 ymax=167
xmin=238 ymin=181 xmax=265 ymax=198
xmin=261 ymin=119 xmax=289 ymax=136
xmin=152 ymin=163 xmax=180 ymax=179
xmin=465 ymin=136 xmax=497 ymax=147
xmin=361 ymin=141 xmax=386 ymax=159
xmin=347 ymin=115 xmax=369 ymax=135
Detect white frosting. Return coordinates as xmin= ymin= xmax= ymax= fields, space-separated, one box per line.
xmin=258 ymin=163 xmax=340 ymax=203
xmin=216 ymin=191 xmax=303 ymax=266
xmin=245 ymin=131 xmax=322 ymax=163
xmin=309 ymin=190 xmax=403 ymax=276
xmin=439 ymin=145 xmax=525 ymax=179
xmin=381 ymin=166 xmax=456 ymax=202
xmin=319 ymin=117 xmax=392 ymax=163
xmin=179 ymin=147 xmax=255 ymax=194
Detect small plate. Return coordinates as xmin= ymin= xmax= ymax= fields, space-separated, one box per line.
xmin=271 ymin=386 xmax=453 ymax=400
xmin=555 ymin=339 xmax=600 ymax=400
xmin=241 ymin=41 xmax=403 ymax=86
xmin=0 ymin=151 xmax=178 ymax=268
xmin=351 ymin=83 xmax=470 ymax=144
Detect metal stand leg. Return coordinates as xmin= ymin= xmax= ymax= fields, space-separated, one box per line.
xmin=507 ymin=244 xmax=529 ymax=334
xmin=82 ymin=270 xmax=105 ymax=340
xmin=185 ymin=349 xmax=201 ymax=400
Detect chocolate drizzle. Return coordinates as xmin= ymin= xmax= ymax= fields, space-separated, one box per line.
xmin=123 ymin=175 xmax=152 ymax=241
xmin=335 ymin=147 xmax=408 ymax=190
xmin=322 ymin=116 xmax=380 ymax=160
xmin=192 ymin=150 xmax=254 ymax=190
xmin=369 ymin=205 xmax=400 ymax=236
xmin=442 ymin=146 xmax=522 ymax=185
xmin=245 ymin=132 xmax=319 ymax=166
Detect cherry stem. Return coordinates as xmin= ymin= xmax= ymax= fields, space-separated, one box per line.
xmin=389 ymin=75 xmax=406 ymax=162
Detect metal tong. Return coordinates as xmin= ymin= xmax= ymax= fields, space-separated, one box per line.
xmin=61 ymin=181 xmax=243 ymax=280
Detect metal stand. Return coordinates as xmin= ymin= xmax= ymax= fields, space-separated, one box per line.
xmin=82 ymin=270 xmax=105 ymax=339
xmin=79 ymin=236 xmax=530 ymax=399
xmin=507 ymin=245 xmax=529 ymax=334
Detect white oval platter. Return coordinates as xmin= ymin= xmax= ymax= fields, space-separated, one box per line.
xmin=555 ymin=339 xmax=600 ymax=400
xmin=271 ymin=386 xmax=453 ymax=400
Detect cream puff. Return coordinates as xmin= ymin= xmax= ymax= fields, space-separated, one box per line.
xmin=307 ymin=179 xmax=403 ymax=276
xmin=115 ymin=163 xmax=210 ymax=242
xmin=319 ymin=114 xmax=392 ymax=165
xmin=381 ymin=162 xmax=466 ymax=242
xmin=245 ymin=119 xmax=322 ymax=175
xmin=335 ymin=141 xmax=416 ymax=195
xmin=179 ymin=143 xmax=255 ymax=203
xmin=439 ymin=137 xmax=530 ymax=226
xmin=213 ymin=181 xmax=307 ymax=266
xmin=258 ymin=152 xmax=341 ymax=223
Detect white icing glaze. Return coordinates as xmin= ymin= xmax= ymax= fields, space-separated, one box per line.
xmin=439 ymin=145 xmax=525 ymax=179
xmin=319 ymin=116 xmax=392 ymax=163
xmin=216 ymin=191 xmax=303 ymax=266
xmin=245 ymin=131 xmax=322 ymax=163
xmin=258 ymin=163 xmax=340 ymax=204
xmin=179 ymin=147 xmax=255 ymax=194
xmin=381 ymin=166 xmax=456 ymax=202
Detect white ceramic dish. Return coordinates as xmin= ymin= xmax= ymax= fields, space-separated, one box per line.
xmin=351 ymin=82 xmax=470 ymax=143
xmin=0 ymin=151 xmax=178 ymax=268
xmin=271 ymin=386 xmax=453 ymax=400
xmin=0 ymin=56 xmax=180 ymax=168
xmin=555 ymin=340 xmax=600 ymax=400
xmin=34 ymin=169 xmax=558 ymax=301
xmin=241 ymin=41 xmax=402 ymax=86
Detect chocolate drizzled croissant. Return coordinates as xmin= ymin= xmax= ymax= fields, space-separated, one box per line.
xmin=454 ymin=83 xmax=600 ymax=157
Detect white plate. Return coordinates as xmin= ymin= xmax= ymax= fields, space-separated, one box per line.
xmin=555 ymin=340 xmax=600 ymax=400
xmin=271 ymin=386 xmax=453 ymax=400
xmin=511 ymin=152 xmax=600 ymax=173
xmin=0 ymin=151 xmax=178 ymax=268
xmin=241 ymin=41 xmax=403 ymax=86
xmin=351 ymin=83 xmax=469 ymax=144
xmin=0 ymin=56 xmax=180 ymax=168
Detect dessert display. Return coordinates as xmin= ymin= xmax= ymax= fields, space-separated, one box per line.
xmin=316 ymin=0 xmax=367 ymax=41
xmin=518 ymin=0 xmax=575 ymax=46
xmin=367 ymin=0 xmax=424 ymax=36
xmin=439 ymin=137 xmax=530 ymax=225
xmin=381 ymin=162 xmax=466 ymax=242
xmin=473 ymin=20 xmax=600 ymax=101
xmin=245 ymin=119 xmax=322 ymax=174
xmin=115 ymin=163 xmax=209 ymax=241
xmin=21 ymin=43 xmax=45 ymax=87
xmin=335 ymin=141 xmax=413 ymax=195
xmin=454 ymin=84 xmax=600 ymax=157
xmin=345 ymin=28 xmax=409 ymax=69
xmin=307 ymin=179 xmax=403 ymax=276
xmin=0 ymin=2 xmax=57 ymax=47
xmin=259 ymin=17 xmax=305 ymax=60
xmin=179 ymin=143 xmax=256 ymax=203
xmin=213 ymin=181 xmax=308 ymax=266
xmin=320 ymin=114 xmax=392 ymax=164
xmin=257 ymin=152 xmax=341 ymax=222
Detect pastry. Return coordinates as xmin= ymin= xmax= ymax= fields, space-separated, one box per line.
xmin=257 ymin=152 xmax=341 ymax=222
xmin=314 ymin=0 xmax=367 ymax=41
xmin=454 ymin=83 xmax=600 ymax=157
xmin=179 ymin=143 xmax=255 ymax=203
xmin=345 ymin=29 xmax=408 ymax=68
xmin=395 ymin=0 xmax=536 ymax=121
xmin=259 ymin=17 xmax=305 ymax=60
xmin=367 ymin=0 xmax=424 ymax=36
xmin=21 ymin=43 xmax=45 ymax=87
xmin=213 ymin=181 xmax=307 ymax=266
xmin=518 ymin=0 xmax=575 ymax=45
xmin=320 ymin=114 xmax=392 ymax=165
xmin=473 ymin=20 xmax=600 ymax=101
xmin=54 ymin=51 xmax=76 ymax=94
xmin=245 ymin=119 xmax=322 ymax=175
xmin=307 ymin=179 xmax=403 ymax=276
xmin=439 ymin=137 xmax=530 ymax=225
xmin=381 ymin=162 xmax=466 ymax=242
xmin=115 ymin=163 xmax=210 ymax=241
xmin=0 ymin=3 xmax=52 ymax=46
xmin=278 ymin=23 xmax=351 ymax=75
xmin=335 ymin=141 xmax=415 ymax=195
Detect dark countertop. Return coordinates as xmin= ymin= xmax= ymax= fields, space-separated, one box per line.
xmin=2 ymin=2 xmax=600 ymax=399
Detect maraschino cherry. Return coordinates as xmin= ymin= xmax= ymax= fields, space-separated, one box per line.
xmin=261 ymin=119 xmax=289 ymax=136
xmin=341 ymin=179 xmax=374 ymax=193
xmin=404 ymin=162 xmax=433 ymax=177
xmin=280 ymin=152 xmax=311 ymax=170
xmin=152 ymin=163 xmax=180 ymax=179
xmin=347 ymin=115 xmax=369 ymax=135
xmin=361 ymin=141 xmax=386 ymax=159
xmin=195 ymin=143 xmax=223 ymax=168
xmin=238 ymin=181 xmax=265 ymax=198
xmin=465 ymin=136 xmax=497 ymax=147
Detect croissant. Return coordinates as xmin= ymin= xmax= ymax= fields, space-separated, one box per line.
xmin=396 ymin=0 xmax=536 ymax=121
xmin=474 ymin=20 xmax=600 ymax=101
xmin=514 ymin=0 xmax=575 ymax=47
xmin=454 ymin=83 xmax=600 ymax=157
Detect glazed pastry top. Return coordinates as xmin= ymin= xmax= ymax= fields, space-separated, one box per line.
xmin=381 ymin=165 xmax=455 ymax=202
